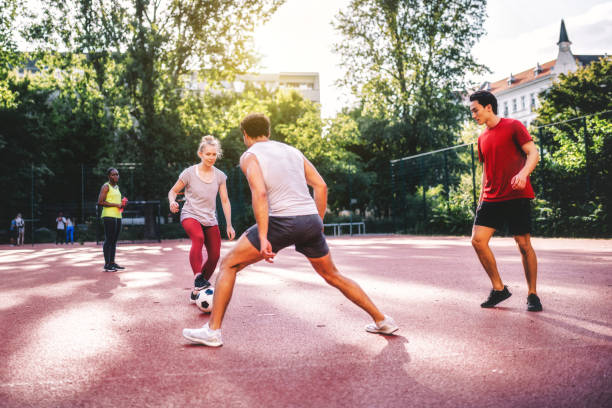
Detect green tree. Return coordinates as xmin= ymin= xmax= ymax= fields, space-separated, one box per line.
xmin=0 ymin=53 xmax=113 ymax=228
xmin=0 ymin=0 xmax=22 ymax=109
xmin=333 ymin=0 xmax=488 ymax=221
xmin=333 ymin=0 xmax=488 ymax=155
xmin=19 ymin=0 xmax=282 ymax=237
xmin=532 ymin=56 xmax=612 ymax=236
xmin=24 ymin=0 xmax=283 ymax=198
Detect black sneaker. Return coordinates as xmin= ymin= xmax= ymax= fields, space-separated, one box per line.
xmin=527 ymin=293 xmax=543 ymax=312
xmin=111 ymin=263 xmax=125 ymax=270
xmin=104 ymin=264 xmax=117 ymax=272
xmin=480 ymin=286 xmax=512 ymax=308
xmin=194 ymin=273 xmax=211 ymax=291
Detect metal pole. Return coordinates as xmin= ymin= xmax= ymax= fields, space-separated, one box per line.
xmin=443 ymin=150 xmax=450 ymax=205
xmin=419 ymin=157 xmax=426 ymax=227
xmin=31 ymin=163 xmax=34 ymax=246
xmin=348 ymin=169 xmax=352 ymax=236
xmin=81 ymin=164 xmax=85 ymax=224
xmin=582 ymin=117 xmax=591 ymax=196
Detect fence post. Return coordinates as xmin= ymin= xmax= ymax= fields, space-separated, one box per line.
xmin=31 ymin=163 xmax=34 ymax=246
xmin=81 ymin=164 xmax=85 ymax=224
xmin=419 ymin=157 xmax=426 ymax=227
xmin=389 ymin=163 xmax=395 ymax=228
xmin=443 ymin=150 xmax=450 ymax=205
xmin=582 ymin=117 xmax=591 ymax=196
xmin=470 ymin=144 xmax=477 ymax=212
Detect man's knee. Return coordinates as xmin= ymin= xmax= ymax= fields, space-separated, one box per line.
xmin=514 ymin=236 xmax=532 ymax=255
xmin=318 ymin=267 xmax=343 ymax=287
xmin=471 ymin=235 xmax=488 ymax=252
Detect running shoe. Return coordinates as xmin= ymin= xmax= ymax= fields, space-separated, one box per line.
xmin=104 ymin=264 xmax=117 ymax=272
xmin=190 ymin=273 xmax=211 ymax=303
xmin=365 ymin=315 xmax=399 ymax=335
xmin=527 ymin=293 xmax=543 ymax=312
xmin=111 ymin=263 xmax=125 ymax=270
xmin=182 ymin=323 xmax=223 ymax=347
xmin=480 ymin=286 xmax=512 ymax=308
xmin=194 ymin=273 xmax=211 ymax=290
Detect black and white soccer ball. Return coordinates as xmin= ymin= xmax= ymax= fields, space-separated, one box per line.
xmin=195 ymin=287 xmax=214 ymax=313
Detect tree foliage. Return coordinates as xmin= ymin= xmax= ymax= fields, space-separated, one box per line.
xmin=532 ymin=57 xmax=612 ymax=236
xmin=21 ymin=0 xmax=283 ymax=201
xmin=334 ymin=0 xmax=488 ymax=155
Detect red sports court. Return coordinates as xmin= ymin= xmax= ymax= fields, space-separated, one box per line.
xmin=1 ymin=235 xmax=610 ymax=407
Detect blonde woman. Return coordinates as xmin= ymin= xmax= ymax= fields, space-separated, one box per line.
xmin=169 ymin=136 xmax=235 ymax=302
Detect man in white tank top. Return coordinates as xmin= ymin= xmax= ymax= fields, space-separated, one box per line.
xmin=183 ymin=113 xmax=398 ymax=347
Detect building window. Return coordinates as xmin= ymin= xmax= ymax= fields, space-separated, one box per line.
xmin=512 ymin=99 xmax=517 ymax=113
xmin=530 ymin=93 xmax=536 ymax=111
xmin=503 ymin=102 xmax=509 ymax=117
xmin=521 ymin=95 xmax=526 ymax=110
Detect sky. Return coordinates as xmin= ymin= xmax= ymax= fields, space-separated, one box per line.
xmin=252 ymin=0 xmax=612 ymax=118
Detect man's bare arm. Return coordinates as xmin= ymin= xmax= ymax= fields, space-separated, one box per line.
xmin=511 ymin=141 xmax=540 ymax=190
xmin=240 ymin=152 xmax=274 ymax=261
xmin=303 ymin=157 xmax=327 ymax=220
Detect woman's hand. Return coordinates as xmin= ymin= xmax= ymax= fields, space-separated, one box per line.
xmin=226 ymin=225 xmax=236 ymax=240
xmin=169 ymin=201 xmax=180 ymax=213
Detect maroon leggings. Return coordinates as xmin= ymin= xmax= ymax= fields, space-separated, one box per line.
xmin=181 ymin=218 xmax=221 ymax=280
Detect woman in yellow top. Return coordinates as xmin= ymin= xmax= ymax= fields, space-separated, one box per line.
xmin=97 ymin=167 xmax=128 ymax=272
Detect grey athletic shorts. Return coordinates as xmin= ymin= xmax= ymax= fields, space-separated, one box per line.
xmin=245 ymin=214 xmax=329 ymax=259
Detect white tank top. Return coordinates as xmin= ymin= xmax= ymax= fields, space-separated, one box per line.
xmin=245 ymin=140 xmax=318 ymax=216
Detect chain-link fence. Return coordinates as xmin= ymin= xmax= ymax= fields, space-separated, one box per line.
xmin=3 ymin=112 xmax=610 ymax=244
xmin=386 ymin=110 xmax=612 ymax=237
xmin=1 ymin=163 xmax=254 ymax=245
xmin=389 ymin=142 xmax=481 ymax=235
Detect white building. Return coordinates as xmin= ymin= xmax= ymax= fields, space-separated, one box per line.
xmin=476 ymin=20 xmax=606 ymax=127
xmin=186 ymin=72 xmax=321 ymax=104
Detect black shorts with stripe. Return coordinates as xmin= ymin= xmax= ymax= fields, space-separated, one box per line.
xmin=245 ymin=214 xmax=329 ymax=259
xmin=474 ymin=198 xmax=533 ymax=236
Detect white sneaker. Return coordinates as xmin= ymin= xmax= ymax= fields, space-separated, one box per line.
xmin=365 ymin=315 xmax=398 ymax=335
xmin=182 ymin=323 xmax=223 ymax=347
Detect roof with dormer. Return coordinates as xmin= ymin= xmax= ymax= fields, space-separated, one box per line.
xmin=485 ymin=60 xmax=556 ymax=94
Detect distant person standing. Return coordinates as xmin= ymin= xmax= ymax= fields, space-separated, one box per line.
xmin=65 ymin=216 xmax=75 ymax=244
xmin=168 ymin=135 xmax=235 ymax=303
xmin=10 ymin=213 xmax=25 ymax=246
xmin=15 ymin=213 xmax=25 ymax=246
xmin=55 ymin=212 xmax=66 ymax=245
xmin=97 ymin=168 xmax=128 ymax=272
xmin=469 ymin=90 xmax=542 ymax=312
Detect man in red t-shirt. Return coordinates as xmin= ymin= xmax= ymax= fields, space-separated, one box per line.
xmin=469 ymin=90 xmax=542 ymax=312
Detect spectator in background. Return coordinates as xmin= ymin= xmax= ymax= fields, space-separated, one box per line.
xmin=65 ymin=216 xmax=75 ymax=244
xmin=14 ymin=213 xmax=25 ymax=246
xmin=9 ymin=214 xmax=23 ymax=246
xmin=98 ymin=167 xmax=127 ymax=272
xmin=55 ymin=211 xmax=66 ymax=245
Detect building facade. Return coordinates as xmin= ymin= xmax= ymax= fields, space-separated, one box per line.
xmin=186 ymin=72 xmax=321 ymax=104
xmin=476 ymin=20 xmax=605 ymax=127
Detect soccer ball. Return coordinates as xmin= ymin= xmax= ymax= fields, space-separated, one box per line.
xmin=195 ymin=287 xmax=214 ymax=313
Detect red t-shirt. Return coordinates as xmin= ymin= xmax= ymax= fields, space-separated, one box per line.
xmin=478 ymin=118 xmax=535 ymax=202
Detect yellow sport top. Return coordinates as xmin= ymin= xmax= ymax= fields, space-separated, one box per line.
xmin=101 ymin=182 xmax=122 ymax=218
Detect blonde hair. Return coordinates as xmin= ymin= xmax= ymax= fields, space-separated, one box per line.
xmin=198 ymin=135 xmax=223 ymax=158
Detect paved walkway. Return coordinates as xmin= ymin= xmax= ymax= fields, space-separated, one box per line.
xmin=1 ymin=236 xmax=611 ymax=407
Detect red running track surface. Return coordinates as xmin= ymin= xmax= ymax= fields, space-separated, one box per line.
xmin=1 ymin=236 xmax=611 ymax=407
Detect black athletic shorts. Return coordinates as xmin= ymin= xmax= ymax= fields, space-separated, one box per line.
xmin=474 ymin=198 xmax=532 ymax=235
xmin=245 ymin=214 xmax=329 ymax=259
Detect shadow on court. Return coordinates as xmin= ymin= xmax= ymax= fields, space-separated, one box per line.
xmin=0 ymin=236 xmax=611 ymax=407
